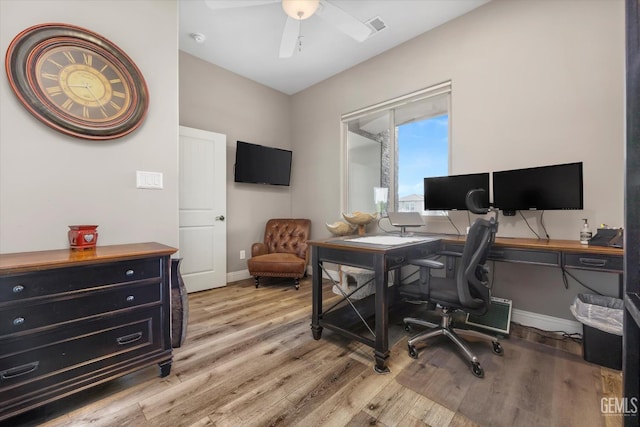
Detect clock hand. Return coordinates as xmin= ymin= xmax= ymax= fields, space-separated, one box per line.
xmin=84 ymin=84 xmax=108 ymax=116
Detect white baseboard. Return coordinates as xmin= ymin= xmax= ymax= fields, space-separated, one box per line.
xmin=511 ymin=308 xmax=582 ymax=336
xmin=227 ymin=267 xmax=329 ymax=283
xmin=227 ymin=269 xmax=251 ymax=283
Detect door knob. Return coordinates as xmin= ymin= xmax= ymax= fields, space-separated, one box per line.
xmin=215 ymin=215 xmax=225 ymax=221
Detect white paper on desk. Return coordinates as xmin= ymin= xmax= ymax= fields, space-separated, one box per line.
xmin=346 ymin=236 xmax=436 ymax=245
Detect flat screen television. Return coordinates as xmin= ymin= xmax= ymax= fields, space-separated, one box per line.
xmin=234 ymin=141 xmax=292 ymax=186
xmin=423 ymin=172 xmax=490 ymax=210
xmin=492 ymin=162 xmax=583 ymax=215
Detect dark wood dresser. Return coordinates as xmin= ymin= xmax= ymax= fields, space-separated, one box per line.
xmin=0 ymin=242 xmax=177 ymax=421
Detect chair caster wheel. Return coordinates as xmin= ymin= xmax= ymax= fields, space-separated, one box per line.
xmin=295 ymin=284 xmax=300 ymax=290
xmin=404 ymin=323 xmax=412 ymax=333
xmin=471 ymin=362 xmax=484 ymax=378
xmin=492 ymin=341 xmax=503 ymax=355
xmin=408 ymin=345 xmax=419 ymax=359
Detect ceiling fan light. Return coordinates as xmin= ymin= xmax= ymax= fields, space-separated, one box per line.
xmin=282 ymin=0 xmax=320 ymax=20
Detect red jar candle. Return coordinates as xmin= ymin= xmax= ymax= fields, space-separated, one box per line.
xmin=68 ymin=225 xmax=98 ymax=249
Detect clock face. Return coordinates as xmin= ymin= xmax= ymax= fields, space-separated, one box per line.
xmin=5 ymin=24 xmax=148 ymax=140
xmin=35 ymin=45 xmax=132 ymax=123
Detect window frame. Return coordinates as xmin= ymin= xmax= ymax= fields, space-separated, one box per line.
xmin=341 ymin=81 xmax=452 ymax=216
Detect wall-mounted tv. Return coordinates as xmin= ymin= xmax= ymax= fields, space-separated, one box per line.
xmin=234 ymin=141 xmax=292 ymax=186
xmin=492 ymin=162 xmax=583 ymax=215
xmin=424 ymin=172 xmax=490 ymax=210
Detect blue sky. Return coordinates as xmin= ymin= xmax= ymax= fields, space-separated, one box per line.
xmin=397 ymin=114 xmax=449 ymax=197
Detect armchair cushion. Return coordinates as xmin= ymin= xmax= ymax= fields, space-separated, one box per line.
xmin=248 ymin=253 xmax=307 ymax=277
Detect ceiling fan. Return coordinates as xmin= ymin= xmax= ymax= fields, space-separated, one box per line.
xmin=204 ymin=0 xmax=372 ymax=58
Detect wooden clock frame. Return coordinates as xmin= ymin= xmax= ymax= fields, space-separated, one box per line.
xmin=5 ymin=23 xmax=149 ymax=140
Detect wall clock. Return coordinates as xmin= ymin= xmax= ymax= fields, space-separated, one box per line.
xmin=5 ymin=23 xmax=148 ymax=140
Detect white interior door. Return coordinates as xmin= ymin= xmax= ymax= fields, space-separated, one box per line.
xmin=179 ymin=126 xmax=227 ymax=292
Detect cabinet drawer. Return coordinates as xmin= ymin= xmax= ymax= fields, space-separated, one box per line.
xmin=0 ymin=258 xmax=160 ymax=303
xmin=441 ymin=243 xmax=560 ymax=267
xmin=0 ymin=281 xmax=161 ymax=337
xmin=488 ymin=248 xmax=560 ymax=267
xmin=564 ymin=253 xmax=623 ymax=272
xmin=0 ymin=308 xmax=163 ymax=407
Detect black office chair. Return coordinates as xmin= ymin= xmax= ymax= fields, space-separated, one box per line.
xmin=399 ymin=188 xmax=502 ymax=378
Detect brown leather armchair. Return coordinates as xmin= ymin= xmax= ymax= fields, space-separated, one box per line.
xmin=247 ymin=218 xmax=311 ymax=290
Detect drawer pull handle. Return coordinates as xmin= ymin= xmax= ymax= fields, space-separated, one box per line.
xmin=12 ymin=317 xmax=25 ymax=326
xmin=12 ymin=285 xmax=24 ymax=293
xmin=117 ymin=332 xmax=143 ymax=345
xmin=1 ymin=361 xmax=39 ymax=380
xmin=126 ymin=295 xmax=135 ymax=302
xmin=579 ymin=257 xmax=607 ymax=267
xmin=125 ymin=269 xmax=135 ymax=276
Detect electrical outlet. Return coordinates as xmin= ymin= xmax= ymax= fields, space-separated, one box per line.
xmin=240 ymin=250 xmax=246 ymax=260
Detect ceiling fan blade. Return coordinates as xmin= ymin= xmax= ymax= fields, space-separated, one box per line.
xmin=279 ymin=16 xmax=300 ymax=58
xmin=315 ymin=0 xmax=371 ymax=42
xmin=204 ymin=0 xmax=278 ymax=10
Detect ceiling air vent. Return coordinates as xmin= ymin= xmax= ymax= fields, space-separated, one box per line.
xmin=366 ymin=16 xmax=387 ymax=34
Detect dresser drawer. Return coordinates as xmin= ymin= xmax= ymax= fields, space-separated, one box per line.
xmin=0 ymin=308 xmax=163 ymax=409
xmin=564 ymin=253 xmax=623 ymax=273
xmin=0 ymin=258 xmax=160 ymax=303
xmin=0 ymin=281 xmax=161 ymax=337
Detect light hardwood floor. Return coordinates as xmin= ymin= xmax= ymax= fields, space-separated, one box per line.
xmin=2 ymin=277 xmax=622 ymax=427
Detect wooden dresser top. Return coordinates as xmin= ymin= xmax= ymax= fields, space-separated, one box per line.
xmin=0 ymin=242 xmax=177 ymax=274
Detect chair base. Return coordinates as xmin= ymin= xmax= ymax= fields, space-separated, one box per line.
xmin=254 ymin=276 xmax=300 ymax=290
xmin=403 ymin=308 xmax=503 ymax=378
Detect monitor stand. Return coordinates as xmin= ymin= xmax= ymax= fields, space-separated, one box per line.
xmin=399 ymin=226 xmax=414 ymax=237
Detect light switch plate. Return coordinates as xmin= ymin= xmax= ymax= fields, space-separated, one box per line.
xmin=136 ymin=171 xmax=163 ymax=189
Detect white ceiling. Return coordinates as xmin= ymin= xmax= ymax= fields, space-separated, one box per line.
xmin=179 ymin=0 xmax=489 ymax=95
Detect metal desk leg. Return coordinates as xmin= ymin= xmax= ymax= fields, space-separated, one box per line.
xmin=311 ymin=245 xmax=323 ymax=340
xmin=373 ymin=253 xmax=390 ymax=373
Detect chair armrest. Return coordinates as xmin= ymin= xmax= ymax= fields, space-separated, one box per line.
xmin=251 ymin=243 xmax=267 ymax=257
xmin=408 ymin=258 xmax=444 ymax=270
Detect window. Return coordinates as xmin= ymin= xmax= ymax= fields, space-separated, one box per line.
xmin=343 ymin=82 xmax=451 ymax=216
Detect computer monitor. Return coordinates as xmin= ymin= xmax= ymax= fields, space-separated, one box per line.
xmin=387 ymin=211 xmax=424 ymax=236
xmin=424 ymin=172 xmax=490 ymax=211
xmin=492 ymin=162 xmax=583 ymax=215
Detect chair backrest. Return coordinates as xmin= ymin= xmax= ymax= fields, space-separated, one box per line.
xmin=263 ymin=218 xmax=311 ymax=261
xmin=455 ymin=190 xmax=499 ymax=315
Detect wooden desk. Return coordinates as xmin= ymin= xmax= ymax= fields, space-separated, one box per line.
xmin=309 ymin=234 xmax=623 ymax=373
xmin=309 ymin=235 xmax=442 ymax=373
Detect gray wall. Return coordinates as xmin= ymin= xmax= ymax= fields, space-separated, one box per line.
xmin=0 ymin=0 xmax=179 ymax=253
xmin=289 ymin=0 xmax=624 ymax=319
xmin=179 ymin=52 xmax=292 ymax=274
xmin=0 ymin=0 xmax=624 ymax=321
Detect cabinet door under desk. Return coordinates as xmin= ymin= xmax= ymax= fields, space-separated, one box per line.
xmin=0 ymin=242 xmax=176 ymax=422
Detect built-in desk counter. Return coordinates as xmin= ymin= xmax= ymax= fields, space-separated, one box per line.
xmin=439 ymin=236 xmax=623 ymax=294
